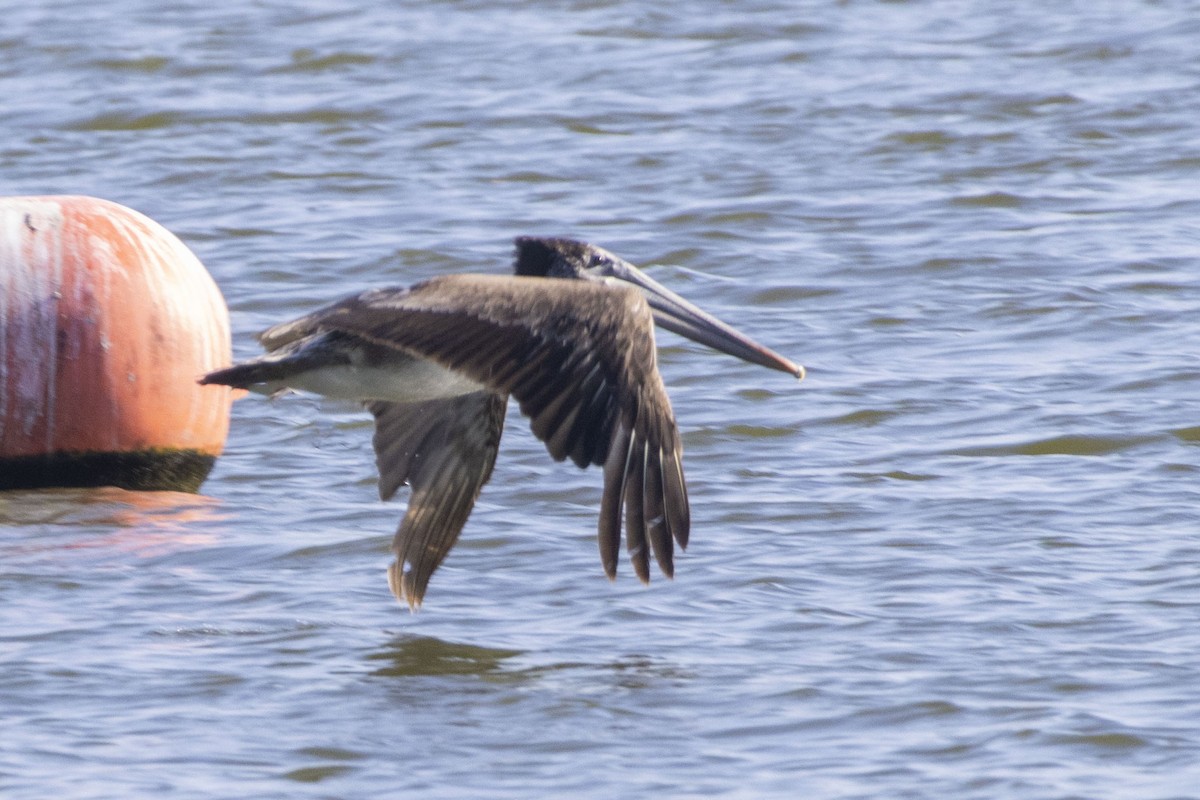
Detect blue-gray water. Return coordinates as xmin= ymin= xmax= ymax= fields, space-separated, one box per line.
xmin=3 ymin=2 xmax=1200 ymax=798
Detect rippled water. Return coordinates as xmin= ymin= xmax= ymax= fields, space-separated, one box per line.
xmin=4 ymin=2 xmax=1200 ymax=797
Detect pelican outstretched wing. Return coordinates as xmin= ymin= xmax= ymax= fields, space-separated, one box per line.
xmin=367 ymin=391 xmax=507 ymax=608
xmin=318 ymin=274 xmax=690 ymax=584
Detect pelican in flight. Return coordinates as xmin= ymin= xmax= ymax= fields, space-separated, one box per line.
xmin=202 ymin=237 xmax=802 ymax=607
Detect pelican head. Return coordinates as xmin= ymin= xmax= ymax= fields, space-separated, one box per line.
xmin=514 ymin=236 xmax=804 ymax=380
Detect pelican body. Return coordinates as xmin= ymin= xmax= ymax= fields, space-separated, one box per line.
xmin=202 ymin=237 xmax=802 ymax=608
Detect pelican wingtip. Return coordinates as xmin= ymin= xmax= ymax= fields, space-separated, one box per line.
xmin=387 ymin=560 xmax=423 ymax=612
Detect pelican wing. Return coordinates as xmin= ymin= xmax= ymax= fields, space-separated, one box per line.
xmin=316 ymin=274 xmax=689 ymax=580
xmin=257 ymin=292 xmax=369 ymax=350
xmin=368 ymin=391 xmax=508 ymax=608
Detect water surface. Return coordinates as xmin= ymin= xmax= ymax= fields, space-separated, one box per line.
xmin=3 ymin=2 xmax=1200 ymax=798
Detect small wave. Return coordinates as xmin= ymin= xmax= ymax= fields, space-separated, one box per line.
xmin=950 ymin=433 xmax=1161 ymax=457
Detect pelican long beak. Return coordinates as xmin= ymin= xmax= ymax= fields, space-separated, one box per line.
xmin=600 ymin=258 xmax=804 ymax=380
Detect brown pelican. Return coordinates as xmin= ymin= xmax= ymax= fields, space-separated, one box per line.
xmin=201 ymin=237 xmax=802 ymax=608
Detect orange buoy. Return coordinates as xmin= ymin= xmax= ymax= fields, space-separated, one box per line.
xmin=0 ymin=195 xmax=231 ymax=492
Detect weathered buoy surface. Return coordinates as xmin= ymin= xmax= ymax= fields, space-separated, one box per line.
xmin=0 ymin=195 xmax=231 ymax=492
